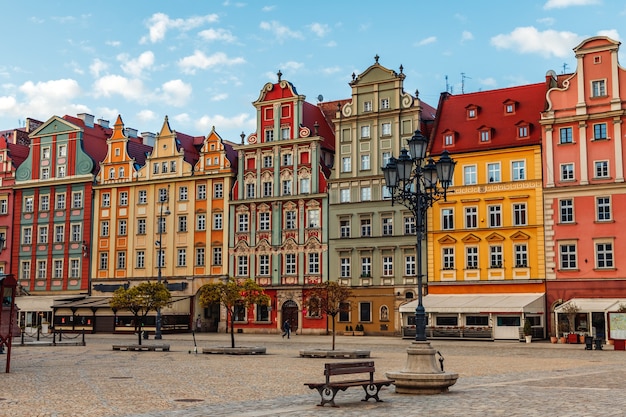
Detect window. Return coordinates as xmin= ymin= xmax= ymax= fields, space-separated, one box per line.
xmin=405 ymin=254 xmax=416 ymax=276
xmin=512 ymin=161 xmax=525 ymax=181
xmin=265 ymin=130 xmax=274 ymax=142
xmin=382 ymin=152 xmax=391 ymax=167
xmin=171 ymin=161 xmax=177 ymax=173
xmin=263 ymin=156 xmax=273 ymax=168
xmin=259 ymin=212 xmax=270 ymax=231
xmin=514 ymin=244 xmax=528 ymax=267
xmin=308 ymin=209 xmax=320 ymax=228
xmin=561 ymin=163 xmax=574 ymax=181
xmin=382 ymin=122 xmax=391 ymax=136
xmin=594 ymin=161 xmax=609 ymax=178
xmin=153 ymin=163 xmax=159 ymax=174
xmin=118 ymin=219 xmax=127 ymax=236
xmin=178 ymin=186 xmax=188 ymax=201
xmin=340 ymin=257 xmax=351 ymax=278
xmin=593 ymin=123 xmax=607 ymax=140
xmin=281 ymin=127 xmax=290 ymax=140
xmin=108 ymin=168 xmax=115 ymax=179
xmin=559 ymin=199 xmax=574 ymax=223
xmin=513 ymin=203 xmax=527 ymax=226
xmin=136 ymin=251 xmax=145 ymax=268
xmin=212 ymin=247 xmax=222 ymax=266
xmin=560 ymin=243 xmax=577 ymax=269
xmin=119 ymin=191 xmax=128 ymax=206
xmin=53 ymin=259 xmax=63 ymax=278
xmin=282 ymin=180 xmax=292 ymax=196
xmin=40 ymin=195 xmax=49 ymax=211
xmin=178 ymin=215 xmax=187 ymax=232
xmin=444 ymin=134 xmax=453 ymax=146
xmin=177 ymin=249 xmax=186 ymax=267
xmin=340 ymin=220 xmax=350 ymax=238
xmin=212 ymin=213 xmax=223 ymax=230
xmin=597 ymin=197 xmax=611 ymax=221
xmin=480 ymin=130 xmax=490 ymax=142
xmin=263 ymin=182 xmax=273 ymax=197
xmin=236 ymin=256 xmax=248 ymax=276
xmin=382 ymin=216 xmax=393 ymax=236
xmin=57 ymin=166 xmax=66 ymax=178
xmin=360 ymin=256 xmax=371 ymax=277
xmin=258 ymin=254 xmax=270 ymax=275
xmin=465 ymin=207 xmax=478 ymax=228
xmin=72 ymin=192 xmax=83 ymax=209
xmin=359 ymin=302 xmax=372 ymax=322
xmin=340 ymin=188 xmax=350 ymax=203
xmin=380 ymin=98 xmax=389 ymax=109
xmin=100 ymin=221 xmax=109 ymax=237
xmin=285 ymin=253 xmax=296 ymax=274
xmin=360 ymin=154 xmax=370 ymax=170
xmin=382 ymin=256 xmax=393 ymax=276
xmin=102 ymin=193 xmax=110 ymax=208
xmin=99 ymin=253 xmax=108 ymax=270
xmin=157 ymin=248 xmax=165 ymax=268
xmin=360 ymin=218 xmax=371 ymax=237
xmin=463 ymin=165 xmax=477 ymax=185
xmin=119 ymin=167 xmax=125 ymax=178
xmin=42 ymin=147 xmax=50 ymax=159
xmin=161 ymin=162 xmax=168 ymax=173
xmin=591 ymin=79 xmax=606 ymax=97
xmin=360 ymin=125 xmax=370 ymax=138
xmin=246 ymin=183 xmax=255 ymax=198
xmin=55 ymin=225 xmax=64 ymax=243
xmin=138 ymin=190 xmax=147 ymax=204
xmin=364 ymin=101 xmax=372 ymax=112
xmin=196 ymin=214 xmax=206 ymax=231
xmin=360 ymin=187 xmax=371 ymax=201
xmin=71 ymin=224 xmax=81 ymax=242
xmin=20 ymin=261 xmax=30 ymax=281
xmin=300 ymin=178 xmax=310 ymax=194
xmin=38 ymin=226 xmax=48 ymax=244
xmin=487 ymin=163 xmax=501 ymax=183
xmin=197 ymin=184 xmax=206 ymax=200
xmin=282 ymin=153 xmax=292 ymax=166
xmin=58 ymin=145 xmax=67 ymax=157
xmin=24 ymin=196 xmax=34 ymax=212
xmin=404 ymin=216 xmax=416 ymax=235
xmin=213 ymin=183 xmax=223 ymax=198
xmin=238 ymin=213 xmax=249 ymax=232
xmin=442 ymin=208 xmax=454 ymax=230
xmin=116 ymin=251 xmax=126 ymax=269
xmin=285 ymin=211 xmax=296 ymax=229
xmin=37 ymin=261 xmax=47 ymax=279
xmin=518 ymin=125 xmax=528 ymax=138
xmin=468 ymin=108 xmax=476 ymax=118
xmin=488 ymin=205 xmax=502 ymax=227
xmin=0 ymin=199 xmax=7 ymax=214
xmin=596 ymin=242 xmax=614 ymax=268
xmin=490 ymin=245 xmax=503 ymax=268
xmin=342 ymin=157 xmax=351 ymax=172
xmin=70 ymin=259 xmax=80 ymax=278
xmin=466 ymin=247 xmax=479 ymax=269
xmin=195 ymin=248 xmax=205 ymax=266
xmin=256 ymin=304 xmax=270 ymax=322
xmin=560 ymin=127 xmax=573 ymax=144
xmin=41 ymin=167 xmax=50 ymax=179
xmin=443 ymin=247 xmax=455 ymax=269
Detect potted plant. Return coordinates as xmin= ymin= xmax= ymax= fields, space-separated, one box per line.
xmin=560 ymin=302 xmax=581 ymax=343
xmin=353 ymin=324 xmax=364 ymax=336
xmin=523 ymin=318 xmax=532 ymax=343
xmin=549 ymin=329 xmax=558 ymax=344
xmin=344 ymin=325 xmax=353 ymax=336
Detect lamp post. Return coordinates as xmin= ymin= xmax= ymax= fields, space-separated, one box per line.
xmin=383 ymin=130 xmax=458 ymax=394
xmin=155 ymin=189 xmax=170 ymax=340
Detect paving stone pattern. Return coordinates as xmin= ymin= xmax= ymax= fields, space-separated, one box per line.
xmin=2 ymin=333 xmax=625 ymax=417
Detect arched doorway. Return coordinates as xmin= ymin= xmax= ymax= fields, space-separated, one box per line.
xmin=282 ymin=300 xmax=298 ymax=333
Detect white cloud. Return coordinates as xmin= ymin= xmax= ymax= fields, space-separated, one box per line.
xmin=118 ymin=51 xmax=155 ymax=77
xmin=195 ymin=112 xmax=255 ymax=138
xmin=106 ymin=40 xmax=121 ymax=47
xmin=160 ymin=79 xmax=192 ymax=107
xmin=90 ymin=59 xmax=108 ymax=78
xmin=309 ymin=23 xmax=330 ymax=37
xmin=198 ymin=28 xmax=236 ymax=42
xmin=259 ymin=21 xmax=304 ymax=42
xmin=416 ymin=36 xmax=437 ymax=46
xmin=479 ymin=77 xmax=498 ymax=88
xmin=461 ymin=31 xmax=474 ymax=42
xmin=491 ymin=27 xmax=581 ymax=58
xmin=322 ymin=66 xmax=342 ymax=75
xmin=598 ymin=29 xmax=620 ymax=41
xmin=172 ymin=113 xmax=191 ymax=125
xmin=140 ymin=13 xmax=219 ymax=44
xmin=280 ymin=61 xmax=304 ymax=72
xmin=211 ymin=93 xmax=228 ymax=101
xmin=137 ymin=109 xmax=157 ymax=122
xmin=0 ymin=95 xmax=17 ymax=111
xmin=92 ymin=75 xmax=147 ymax=102
xmin=537 ymin=17 xmax=555 ymax=26
xmin=178 ymin=51 xmax=245 ymax=74
xmin=544 ymin=0 xmax=600 ymax=9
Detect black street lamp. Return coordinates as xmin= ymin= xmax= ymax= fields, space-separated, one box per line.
xmin=155 ymin=188 xmax=170 ymax=340
xmin=382 ymin=130 xmax=455 ymax=342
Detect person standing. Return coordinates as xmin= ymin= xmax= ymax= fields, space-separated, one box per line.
xmin=282 ymin=319 xmax=291 ymax=339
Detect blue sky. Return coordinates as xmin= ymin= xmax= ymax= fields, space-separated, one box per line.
xmin=1 ymin=0 xmax=624 ymax=142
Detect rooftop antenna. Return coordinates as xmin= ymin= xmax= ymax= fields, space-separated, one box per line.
xmin=562 ymin=63 xmax=569 ymax=74
xmin=461 ymin=73 xmax=471 ymax=94
xmin=445 ymin=75 xmax=450 ymax=93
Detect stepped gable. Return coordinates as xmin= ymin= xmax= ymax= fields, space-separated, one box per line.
xmin=430 ymin=82 xmax=547 ymax=156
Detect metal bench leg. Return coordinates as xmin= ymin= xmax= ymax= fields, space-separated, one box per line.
xmin=361 ymin=383 xmax=385 ymax=402
xmin=314 ymin=385 xmax=344 ymax=407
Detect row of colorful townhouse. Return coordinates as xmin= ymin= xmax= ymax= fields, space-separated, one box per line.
xmin=2 ymin=36 xmax=626 ymax=341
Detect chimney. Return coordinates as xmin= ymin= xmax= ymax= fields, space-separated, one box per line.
xmin=77 ymin=113 xmax=95 ymax=128
xmin=97 ymin=119 xmax=110 ymax=128
xmin=141 ymin=132 xmax=156 ymax=147
xmin=124 ymin=128 xmax=138 ymax=138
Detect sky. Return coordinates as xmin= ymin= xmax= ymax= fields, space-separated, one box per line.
xmin=1 ymin=0 xmax=625 ymax=143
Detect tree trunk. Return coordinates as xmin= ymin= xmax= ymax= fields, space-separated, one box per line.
xmin=228 ymin=309 xmax=235 ymax=348
xmin=135 ymin=314 xmax=142 ymax=345
xmin=331 ymin=314 xmax=336 ymax=351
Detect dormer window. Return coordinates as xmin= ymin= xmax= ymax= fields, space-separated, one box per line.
xmin=503 ymin=99 xmax=517 ymax=114
xmin=479 ymin=127 xmax=491 ymax=143
xmin=444 ymin=133 xmax=454 ymax=146
xmin=517 ymin=122 xmax=530 ymax=139
xmin=466 ymin=105 xmax=478 ymax=119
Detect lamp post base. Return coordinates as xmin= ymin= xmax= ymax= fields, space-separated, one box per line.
xmin=385 ymin=341 xmax=458 ymax=395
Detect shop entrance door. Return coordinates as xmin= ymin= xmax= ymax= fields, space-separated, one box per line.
xmin=282 ymin=300 xmax=298 ymax=333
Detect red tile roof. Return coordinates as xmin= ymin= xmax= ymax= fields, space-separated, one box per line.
xmin=63 ymin=115 xmax=112 ymax=174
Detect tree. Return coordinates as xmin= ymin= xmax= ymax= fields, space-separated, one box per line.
xmin=197 ymin=277 xmax=270 ymax=348
xmin=109 ymin=282 xmax=171 ymax=345
xmin=560 ymin=302 xmax=581 ymax=334
xmin=304 ymin=281 xmax=353 ymax=350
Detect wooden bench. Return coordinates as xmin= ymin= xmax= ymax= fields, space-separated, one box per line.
xmin=112 ymin=344 xmax=170 ymax=352
xmin=304 ymin=361 xmax=394 ymax=407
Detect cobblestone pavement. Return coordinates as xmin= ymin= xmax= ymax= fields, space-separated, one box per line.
xmin=2 ymin=333 xmax=625 ymax=417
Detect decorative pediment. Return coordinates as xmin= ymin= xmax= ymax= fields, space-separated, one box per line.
xmin=438 ymin=235 xmax=457 ymax=244
xmin=235 ymin=204 xmax=250 ymax=214
xmin=461 ymin=234 xmax=481 ymax=243
xmin=510 ymin=231 xmax=531 ymax=240
xmin=486 ymin=232 xmax=505 ymax=242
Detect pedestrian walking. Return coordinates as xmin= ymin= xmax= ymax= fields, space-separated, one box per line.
xmin=282 ymin=319 xmax=291 ymax=339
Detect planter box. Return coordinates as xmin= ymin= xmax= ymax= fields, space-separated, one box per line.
xmin=567 ymin=333 xmax=579 ymax=344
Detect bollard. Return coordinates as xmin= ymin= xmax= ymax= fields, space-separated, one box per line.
xmin=59 ymin=331 xmax=62 ymax=342
xmin=53 ymin=331 xmax=56 ymax=346
xmin=21 ymin=331 xmax=24 ymax=346
xmin=82 ymin=329 xmax=86 ymax=346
